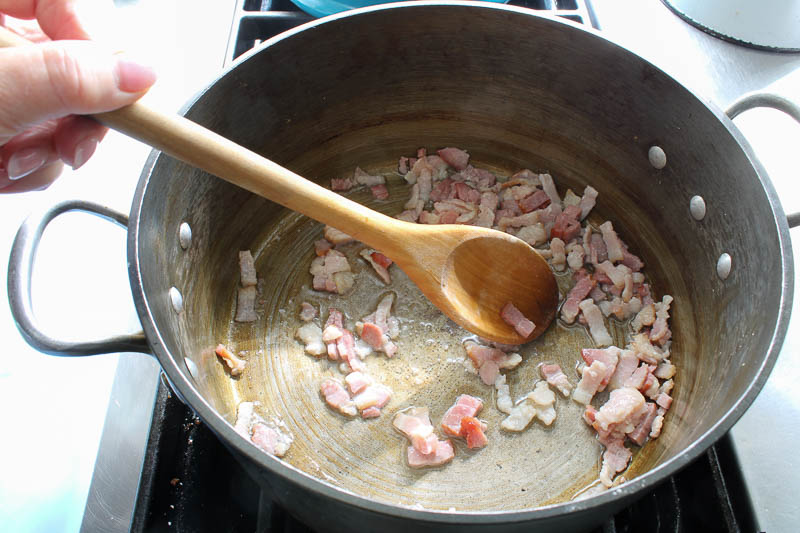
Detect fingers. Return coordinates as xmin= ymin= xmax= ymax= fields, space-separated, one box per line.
xmin=0 ymin=116 xmax=108 ymax=188
xmin=0 ymin=0 xmax=88 ymax=40
xmin=0 ymin=160 xmax=64 ymax=193
xmin=0 ymin=40 xmax=155 ymax=142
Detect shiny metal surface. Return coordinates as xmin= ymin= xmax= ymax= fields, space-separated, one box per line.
xmin=123 ymin=3 xmax=791 ymax=531
xmin=7 ymin=200 xmax=149 ymax=356
xmin=79 ymin=353 xmax=160 ymax=533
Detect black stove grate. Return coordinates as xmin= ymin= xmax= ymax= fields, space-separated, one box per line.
xmin=225 ymin=0 xmax=596 ymax=67
xmin=131 ymin=382 xmax=757 ymax=533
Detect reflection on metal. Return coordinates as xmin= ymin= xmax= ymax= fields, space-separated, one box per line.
xmin=648 ymin=146 xmax=667 ymax=169
xmin=179 ymin=222 xmax=192 ymax=250
xmin=717 ymin=253 xmax=732 ymax=280
xmin=690 ymin=195 xmax=706 ymax=221
xmin=169 ymin=287 xmax=184 ymax=314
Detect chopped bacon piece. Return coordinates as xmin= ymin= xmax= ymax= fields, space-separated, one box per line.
xmin=310 ymin=249 xmax=353 ymax=295
xmin=323 ymin=226 xmax=355 ymax=245
xmin=359 ymin=322 xmax=384 ymax=349
xmin=354 ymin=167 xmax=385 ymax=187
xmin=654 ymin=361 xmax=676 ymax=380
xmin=656 ymin=393 xmax=673 ymax=410
xmin=359 ymin=248 xmax=391 ymax=284
xmin=516 ymin=223 xmax=547 ymax=246
xmin=572 ymin=360 xmax=607 ymax=405
xmin=299 ymin=302 xmax=317 ymax=322
xmin=587 ymin=232 xmax=608 ymax=265
xmin=398 ymin=156 xmax=409 ymax=175
xmin=539 ymin=363 xmax=573 ymax=397
xmin=441 ymin=395 xmax=484 ymax=436
xmin=620 ymin=241 xmax=644 ymax=272
xmin=314 ymin=238 xmax=332 ymax=256
xmin=251 ymin=423 xmax=293 ymax=457
xmin=320 ymin=378 xmax=357 ymax=416
xmin=624 ymin=363 xmax=651 ymax=390
xmin=599 ymin=434 xmax=632 ymax=487
xmin=353 ymin=384 xmax=392 ymax=410
xmin=454 ymin=182 xmax=481 ymax=203
xmin=407 ymin=439 xmax=455 ymax=468
xmin=371 ymin=252 xmax=392 ymax=269
xmin=595 ymin=260 xmax=630 ymax=289
xmin=519 ymin=189 xmax=550 ymax=213
xmin=393 ymin=407 xmax=439 ymax=455
xmin=593 ymin=387 xmax=646 ymax=433
xmin=324 ymin=309 xmax=344 ymax=360
xmin=539 ymin=173 xmax=561 ymax=206
xmin=500 ymin=302 xmax=536 ymax=338
xmin=550 ymin=237 xmax=567 ymax=271
xmin=345 ymin=371 xmax=373 ymax=395
xmin=581 ymin=347 xmax=621 ymax=390
xmin=579 ymin=299 xmax=614 ymax=346
xmin=561 ymin=269 xmax=596 ymax=323
xmin=460 ymin=417 xmax=488 ymax=449
xmin=465 ymin=341 xmax=522 ymax=385
xmin=631 ymin=303 xmax=656 ymax=332
xmin=239 ymin=250 xmax=258 ymax=287
xmin=579 ymin=185 xmax=598 ymax=220
xmin=608 ymin=349 xmax=639 ymax=390
xmin=358 ymin=293 xmax=399 ymax=357
xmin=629 ymin=332 xmax=668 ymax=364
xmin=429 ymin=178 xmax=453 ymax=202
xmin=649 ymin=295 xmax=674 ymax=345
xmin=551 ymin=205 xmax=582 ymax=241
xmin=215 ymin=344 xmax=247 ymax=376
xmin=331 ymin=178 xmax=354 ymax=191
xmin=626 ymin=402 xmax=658 ymax=446
xmin=361 ymin=407 xmax=382 ymax=419
xmin=494 ymin=374 xmax=513 ymax=414
xmin=566 ymin=241 xmax=585 ymax=270
xmin=501 ymin=381 xmax=556 ymax=431
xmin=500 ymin=398 xmax=536 ymax=432
xmin=336 ymin=329 xmax=365 ymax=372
xmin=295 ymin=323 xmax=325 ymax=356
xmin=599 ymin=221 xmax=624 ymax=263
xmin=371 ymin=184 xmax=389 ymax=200
xmin=437 ymin=147 xmax=470 ymax=170
xmin=235 ymin=286 xmax=258 ymax=322
xmin=650 ymin=414 xmax=664 ymax=439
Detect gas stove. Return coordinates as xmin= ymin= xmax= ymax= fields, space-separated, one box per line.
xmin=79 ymin=1 xmax=800 ymax=532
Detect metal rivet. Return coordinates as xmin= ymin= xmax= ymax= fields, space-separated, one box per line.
xmin=690 ymin=195 xmax=706 ymax=220
xmin=179 ymin=222 xmax=192 ymax=250
xmin=717 ymin=253 xmax=732 ymax=280
xmin=169 ymin=287 xmax=184 ymax=313
xmin=648 ymin=146 xmax=667 ymax=169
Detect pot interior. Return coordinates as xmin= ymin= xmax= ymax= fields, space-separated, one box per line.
xmin=133 ymin=4 xmax=786 ymax=513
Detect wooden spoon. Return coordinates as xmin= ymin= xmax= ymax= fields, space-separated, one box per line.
xmin=0 ymin=28 xmax=558 ymax=344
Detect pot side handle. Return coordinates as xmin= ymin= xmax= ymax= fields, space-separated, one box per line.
xmin=726 ymin=92 xmax=800 ymax=228
xmin=7 ymin=200 xmax=150 ymax=356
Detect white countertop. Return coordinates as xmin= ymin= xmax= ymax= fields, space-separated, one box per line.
xmin=0 ymin=1 xmax=234 ymax=531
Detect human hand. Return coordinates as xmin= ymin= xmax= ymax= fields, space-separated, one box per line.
xmin=0 ymin=0 xmax=156 ymax=192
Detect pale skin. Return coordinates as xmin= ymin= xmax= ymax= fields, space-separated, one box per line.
xmin=0 ymin=0 xmax=156 ymax=192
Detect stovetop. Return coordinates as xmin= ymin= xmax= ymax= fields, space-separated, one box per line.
xmin=79 ymin=1 xmax=800 ymax=532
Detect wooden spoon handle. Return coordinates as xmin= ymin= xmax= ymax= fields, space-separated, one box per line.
xmin=0 ymin=26 xmax=401 ymax=251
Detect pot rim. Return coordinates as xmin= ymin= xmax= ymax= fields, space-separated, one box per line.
xmin=127 ymin=1 xmax=794 ymax=524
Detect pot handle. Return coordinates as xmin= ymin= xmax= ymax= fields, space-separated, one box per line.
xmin=726 ymin=92 xmax=800 ymax=228
xmin=7 ymin=200 xmax=150 ymax=356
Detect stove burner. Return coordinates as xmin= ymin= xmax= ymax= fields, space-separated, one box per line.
xmin=131 ymin=382 xmax=756 ymax=532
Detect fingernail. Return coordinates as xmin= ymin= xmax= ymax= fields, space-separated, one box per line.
xmin=7 ymin=147 xmax=48 ymax=180
xmin=114 ymin=55 xmax=157 ymax=93
xmin=72 ymin=138 xmax=99 ymax=170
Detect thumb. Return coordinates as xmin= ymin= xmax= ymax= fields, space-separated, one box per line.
xmin=0 ymin=40 xmax=156 ymax=142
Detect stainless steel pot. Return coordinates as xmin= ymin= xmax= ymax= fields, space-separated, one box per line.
xmin=8 ymin=3 xmax=799 ymax=531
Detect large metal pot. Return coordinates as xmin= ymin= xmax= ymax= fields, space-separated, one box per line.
xmin=8 ymin=3 xmax=797 ymax=531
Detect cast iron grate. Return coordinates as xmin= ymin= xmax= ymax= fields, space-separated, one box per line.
xmin=225 ymin=0 xmax=596 ymax=66
xmin=130 ymin=381 xmax=757 ymax=533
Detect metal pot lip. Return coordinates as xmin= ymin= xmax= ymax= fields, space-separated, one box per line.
xmin=127 ymin=0 xmax=794 ymax=525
